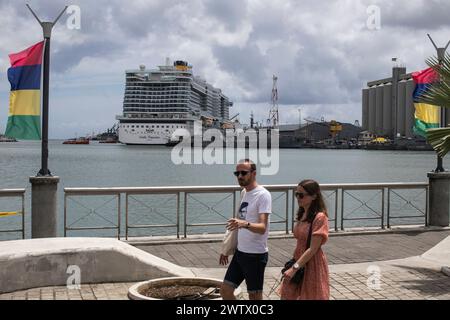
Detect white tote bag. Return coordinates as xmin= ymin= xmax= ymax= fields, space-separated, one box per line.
xmin=221 ymin=228 xmax=238 ymax=256
xmin=220 ymin=189 xmax=245 ymax=256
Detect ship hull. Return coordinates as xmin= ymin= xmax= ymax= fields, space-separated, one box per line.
xmin=118 ymin=122 xmax=188 ymax=145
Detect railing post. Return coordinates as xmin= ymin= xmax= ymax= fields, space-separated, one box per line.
xmin=176 ymin=192 xmax=180 ymax=239
xmin=184 ymin=192 xmax=187 ymax=238
xmin=381 ymin=188 xmax=385 ymax=229
xmin=21 ymin=193 xmax=25 ymax=239
xmin=232 ymin=191 xmax=236 ymax=218
xmin=125 ymin=193 xmax=129 ymax=240
xmin=340 ymin=188 xmax=345 ymax=231
xmin=387 ymin=188 xmax=390 ymax=229
xmin=117 ymin=193 xmax=121 ymax=240
xmin=291 ymin=188 xmax=296 ymax=232
xmin=425 ymin=186 xmax=429 ymax=227
xmin=285 ymin=190 xmax=289 ymax=234
xmin=334 ymin=189 xmax=338 ymax=232
xmin=64 ymin=193 xmax=67 ymax=237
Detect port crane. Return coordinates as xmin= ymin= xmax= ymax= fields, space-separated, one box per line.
xmin=267 ymin=75 xmax=279 ymax=128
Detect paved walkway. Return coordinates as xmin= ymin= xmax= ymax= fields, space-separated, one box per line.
xmin=1 ymin=229 xmax=449 ymax=300
xmin=134 ymin=229 xmax=450 ymax=267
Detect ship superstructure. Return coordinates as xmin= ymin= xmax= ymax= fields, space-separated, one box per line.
xmin=117 ymin=60 xmax=233 ymax=145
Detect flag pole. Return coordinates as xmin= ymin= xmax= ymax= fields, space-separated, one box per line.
xmin=427 ymin=34 xmax=449 ymax=173
xmin=26 ymin=4 xmax=67 ymax=176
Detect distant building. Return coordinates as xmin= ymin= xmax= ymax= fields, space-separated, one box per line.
xmin=278 ymin=122 xmax=363 ymax=147
xmin=361 ymin=65 xmax=448 ymax=140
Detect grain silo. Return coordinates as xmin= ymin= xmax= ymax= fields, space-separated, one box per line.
xmin=362 ymin=88 xmax=369 ymax=130
xmin=382 ymin=83 xmax=392 ymax=136
xmin=368 ymin=86 xmax=377 ymax=133
xmin=375 ymin=84 xmax=384 ymax=135
xmin=396 ymin=80 xmax=407 ymax=137
xmin=405 ymin=79 xmax=415 ymax=138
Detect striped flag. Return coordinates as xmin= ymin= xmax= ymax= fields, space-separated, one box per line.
xmin=412 ymin=67 xmax=440 ymax=137
xmin=5 ymin=41 xmax=44 ymax=140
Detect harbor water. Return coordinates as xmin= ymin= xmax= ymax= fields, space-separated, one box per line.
xmin=0 ymin=140 xmax=448 ymax=240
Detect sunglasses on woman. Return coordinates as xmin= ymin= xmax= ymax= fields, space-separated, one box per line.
xmin=295 ymin=192 xmax=308 ymax=199
xmin=233 ymin=170 xmax=252 ymax=177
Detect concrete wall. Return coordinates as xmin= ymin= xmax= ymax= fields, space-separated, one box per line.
xmin=0 ymin=238 xmax=195 ymax=294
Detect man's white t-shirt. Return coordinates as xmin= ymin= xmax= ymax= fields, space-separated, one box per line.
xmin=237 ymin=185 xmax=272 ymax=254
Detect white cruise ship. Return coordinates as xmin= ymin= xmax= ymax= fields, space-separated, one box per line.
xmin=116 ymin=60 xmax=233 ymax=145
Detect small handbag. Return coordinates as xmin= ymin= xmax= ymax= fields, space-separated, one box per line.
xmin=282 ymin=215 xmax=315 ymax=284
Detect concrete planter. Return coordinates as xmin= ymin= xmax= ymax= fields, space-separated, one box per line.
xmin=128 ymin=277 xmax=242 ymax=300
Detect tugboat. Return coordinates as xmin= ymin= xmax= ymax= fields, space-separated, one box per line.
xmin=99 ymin=137 xmax=118 ymax=144
xmin=63 ymin=137 xmax=90 ymax=144
xmin=0 ymin=134 xmax=17 ymax=142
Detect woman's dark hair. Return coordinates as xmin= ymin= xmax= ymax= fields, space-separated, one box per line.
xmin=296 ymin=179 xmax=328 ymax=223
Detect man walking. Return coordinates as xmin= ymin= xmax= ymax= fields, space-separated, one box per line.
xmin=220 ymin=159 xmax=272 ymax=300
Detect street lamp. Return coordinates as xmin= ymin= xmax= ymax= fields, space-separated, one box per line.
xmin=298 ymin=107 xmax=302 ymax=128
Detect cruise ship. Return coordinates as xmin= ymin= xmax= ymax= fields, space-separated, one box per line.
xmin=116 ymin=60 xmax=233 ymax=145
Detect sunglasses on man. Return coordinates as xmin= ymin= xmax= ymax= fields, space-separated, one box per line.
xmin=233 ymin=170 xmax=253 ymax=177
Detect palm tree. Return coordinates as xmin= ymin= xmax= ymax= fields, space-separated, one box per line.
xmin=418 ymin=54 xmax=450 ymax=157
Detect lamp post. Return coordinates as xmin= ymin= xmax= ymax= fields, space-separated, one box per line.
xmin=27 ymin=4 xmax=67 ymax=176
xmin=26 ymin=4 xmax=67 ymax=238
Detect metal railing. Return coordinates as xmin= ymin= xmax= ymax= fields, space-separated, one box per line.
xmin=0 ymin=188 xmax=26 ymax=239
xmin=64 ymin=182 xmax=428 ymax=239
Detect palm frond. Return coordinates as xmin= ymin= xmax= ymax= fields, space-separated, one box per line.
xmin=426 ymin=127 xmax=450 ymax=158
xmin=418 ymin=54 xmax=450 ymax=108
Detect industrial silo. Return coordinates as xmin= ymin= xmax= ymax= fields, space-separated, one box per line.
xmin=362 ymin=88 xmax=369 ymax=130
xmin=382 ymin=83 xmax=392 ymax=137
xmin=368 ymin=86 xmax=377 ymax=133
xmin=396 ymin=80 xmax=407 ymax=137
xmin=405 ymin=79 xmax=415 ymax=138
xmin=375 ymin=84 xmax=384 ymax=135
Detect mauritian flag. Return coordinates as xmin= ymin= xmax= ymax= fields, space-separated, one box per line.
xmin=5 ymin=41 xmax=44 ymax=140
xmin=412 ymin=67 xmax=440 ymax=137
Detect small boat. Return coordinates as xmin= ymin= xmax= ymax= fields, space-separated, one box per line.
xmin=99 ymin=137 xmax=118 ymax=144
xmin=0 ymin=134 xmax=17 ymax=142
xmin=63 ymin=137 xmax=89 ymax=145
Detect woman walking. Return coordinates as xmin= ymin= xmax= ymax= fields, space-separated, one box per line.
xmin=279 ymin=179 xmax=330 ymax=300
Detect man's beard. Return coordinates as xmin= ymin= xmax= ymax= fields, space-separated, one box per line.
xmin=238 ymin=179 xmax=249 ymax=187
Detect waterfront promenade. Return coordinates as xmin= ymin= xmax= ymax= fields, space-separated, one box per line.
xmin=1 ymin=228 xmax=449 ymax=300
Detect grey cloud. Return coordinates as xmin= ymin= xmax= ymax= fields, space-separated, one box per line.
xmin=204 ymin=0 xmax=248 ymax=32
xmin=379 ymin=0 xmax=450 ymax=30
xmin=213 ymin=43 xmax=268 ymax=88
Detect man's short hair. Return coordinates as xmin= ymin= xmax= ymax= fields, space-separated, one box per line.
xmin=238 ymin=159 xmax=257 ymax=172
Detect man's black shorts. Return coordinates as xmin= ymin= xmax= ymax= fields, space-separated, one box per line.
xmin=223 ymin=249 xmax=268 ymax=293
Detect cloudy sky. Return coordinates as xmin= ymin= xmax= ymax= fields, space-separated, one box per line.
xmin=0 ymin=0 xmax=449 ymax=138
